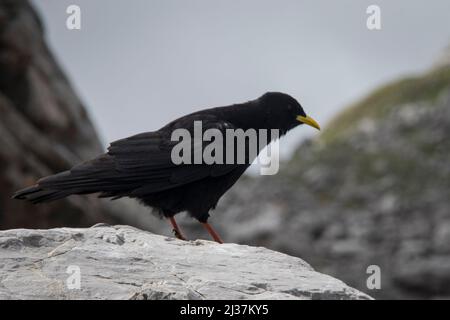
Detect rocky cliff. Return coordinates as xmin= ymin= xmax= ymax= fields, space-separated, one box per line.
xmin=0 ymin=225 xmax=370 ymax=300
xmin=0 ymin=0 xmax=155 ymax=230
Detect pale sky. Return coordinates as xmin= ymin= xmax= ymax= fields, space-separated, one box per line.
xmin=32 ymin=0 xmax=450 ymax=159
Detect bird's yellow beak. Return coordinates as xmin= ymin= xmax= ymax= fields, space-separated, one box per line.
xmin=296 ymin=115 xmax=321 ymax=130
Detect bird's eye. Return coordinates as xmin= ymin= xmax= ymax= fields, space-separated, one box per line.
xmin=287 ymin=104 xmax=293 ymax=111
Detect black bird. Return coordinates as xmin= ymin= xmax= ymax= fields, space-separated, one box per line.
xmin=13 ymin=92 xmax=320 ymax=243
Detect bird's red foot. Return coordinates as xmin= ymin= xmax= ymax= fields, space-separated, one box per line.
xmin=202 ymin=222 xmax=223 ymax=244
xmin=172 ymin=228 xmax=186 ymax=240
xmin=168 ymin=216 xmax=186 ymax=240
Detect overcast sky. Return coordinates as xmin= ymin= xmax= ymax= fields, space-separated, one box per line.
xmin=32 ymin=0 xmax=450 ymax=159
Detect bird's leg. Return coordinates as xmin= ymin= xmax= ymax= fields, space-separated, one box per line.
xmin=168 ymin=216 xmax=186 ymax=240
xmin=201 ymin=222 xmax=223 ymax=244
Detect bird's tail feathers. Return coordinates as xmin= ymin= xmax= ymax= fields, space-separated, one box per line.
xmin=12 ymin=183 xmax=72 ymax=204
xmin=12 ymin=155 xmax=118 ymax=204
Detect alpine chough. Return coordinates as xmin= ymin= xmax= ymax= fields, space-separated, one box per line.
xmin=13 ymin=92 xmax=320 ymax=243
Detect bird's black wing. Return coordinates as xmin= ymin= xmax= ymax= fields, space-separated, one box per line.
xmin=15 ymin=115 xmax=247 ymax=202
xmin=107 ymin=115 xmax=245 ymax=196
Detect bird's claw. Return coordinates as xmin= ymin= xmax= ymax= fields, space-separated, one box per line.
xmin=172 ymin=228 xmax=186 ymax=241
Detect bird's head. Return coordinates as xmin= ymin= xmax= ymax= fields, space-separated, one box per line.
xmin=258 ymin=92 xmax=320 ymax=134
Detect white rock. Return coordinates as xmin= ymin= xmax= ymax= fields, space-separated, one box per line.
xmin=0 ymin=225 xmax=371 ymax=300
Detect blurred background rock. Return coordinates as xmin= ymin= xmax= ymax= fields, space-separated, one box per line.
xmin=1 ymin=0 xmax=449 ymax=299
xmin=0 ymin=0 xmax=155 ymax=229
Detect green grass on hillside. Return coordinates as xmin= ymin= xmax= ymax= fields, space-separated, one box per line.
xmin=321 ymin=66 xmax=450 ymax=144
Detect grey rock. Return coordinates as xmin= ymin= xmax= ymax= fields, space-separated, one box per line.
xmin=0 ymin=0 xmax=158 ymax=230
xmin=0 ymin=225 xmax=371 ymax=300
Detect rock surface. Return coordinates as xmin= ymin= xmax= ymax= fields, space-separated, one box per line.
xmin=0 ymin=225 xmax=370 ymax=300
